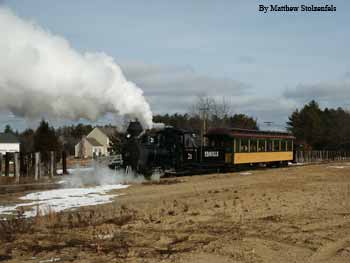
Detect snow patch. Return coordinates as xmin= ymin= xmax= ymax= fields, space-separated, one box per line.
xmin=327 ymin=166 xmax=345 ymax=169
xmin=288 ymin=162 xmax=304 ymax=166
xmin=239 ymin=172 xmax=252 ymax=176
xmin=0 ymin=184 xmax=128 ymax=218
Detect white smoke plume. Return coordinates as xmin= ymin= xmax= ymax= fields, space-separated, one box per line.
xmin=63 ymin=165 xmax=145 ymax=187
xmin=59 ymin=162 xmax=161 ymax=188
xmin=0 ymin=8 xmax=153 ymax=129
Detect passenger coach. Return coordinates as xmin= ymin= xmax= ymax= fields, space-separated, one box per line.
xmin=203 ymin=128 xmax=295 ymax=168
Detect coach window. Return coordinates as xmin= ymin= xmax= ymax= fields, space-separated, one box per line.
xmin=267 ymin=140 xmax=273 ymax=152
xmin=241 ymin=138 xmax=249 ymax=152
xmin=250 ymin=139 xmax=257 ymax=152
xmin=287 ymin=140 xmax=293 ymax=151
xmin=281 ymin=140 xmax=287 ymax=151
xmin=258 ymin=139 xmax=265 ymax=152
xmin=273 ymin=140 xmax=280 ymax=152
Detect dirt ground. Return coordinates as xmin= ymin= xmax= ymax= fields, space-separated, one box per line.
xmin=1 ymin=162 xmax=350 ymax=262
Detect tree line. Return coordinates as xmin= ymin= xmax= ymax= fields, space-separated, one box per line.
xmin=3 ymin=121 xmax=94 ymax=156
xmin=287 ymin=100 xmax=350 ymax=151
xmin=154 ymin=96 xmax=258 ymax=131
xmin=2 ymin=96 xmax=258 ymax=156
xmin=4 ymin=99 xmax=350 ymax=155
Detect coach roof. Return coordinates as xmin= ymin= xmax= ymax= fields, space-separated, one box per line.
xmin=206 ymin=128 xmax=295 ymax=140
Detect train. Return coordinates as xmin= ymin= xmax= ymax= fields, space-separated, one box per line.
xmin=110 ymin=121 xmax=295 ymax=176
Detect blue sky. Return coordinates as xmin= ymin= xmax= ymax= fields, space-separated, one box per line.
xmin=1 ymin=0 xmax=350 ymax=131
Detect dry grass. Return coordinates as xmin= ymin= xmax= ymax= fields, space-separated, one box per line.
xmin=0 ymin=204 xmax=138 ymax=261
xmin=2 ymin=163 xmax=350 ymax=262
xmin=0 ymin=208 xmax=33 ymax=242
xmin=142 ymin=178 xmax=183 ymax=185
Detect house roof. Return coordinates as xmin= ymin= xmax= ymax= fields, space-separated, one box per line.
xmin=0 ymin=133 xmax=20 ymax=143
xmin=97 ymin=127 xmax=118 ymax=138
xmin=86 ymin=137 xmax=103 ymax=147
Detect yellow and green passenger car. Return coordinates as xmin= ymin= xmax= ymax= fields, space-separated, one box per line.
xmin=205 ymin=128 xmax=295 ymax=167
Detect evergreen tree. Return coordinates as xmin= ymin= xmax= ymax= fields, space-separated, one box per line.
xmin=3 ymin=124 xmax=14 ymax=134
xmin=287 ymin=100 xmax=350 ymax=151
xmin=33 ymin=120 xmax=62 ymax=161
xmin=19 ymin=129 xmax=35 ymax=153
xmin=227 ymin=114 xmax=259 ymax=130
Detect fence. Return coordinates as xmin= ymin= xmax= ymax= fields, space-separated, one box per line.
xmin=294 ymin=150 xmax=350 ymax=163
xmin=95 ymin=154 xmax=122 ymax=165
xmin=0 ymin=151 xmax=68 ymax=182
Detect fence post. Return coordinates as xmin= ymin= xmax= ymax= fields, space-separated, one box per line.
xmin=5 ymin=152 xmax=10 ymax=177
xmin=26 ymin=154 xmax=31 ymax=177
xmin=0 ymin=153 xmax=2 ymax=177
xmin=297 ymin=151 xmax=299 ymax=163
xmin=49 ymin=151 xmax=55 ymax=178
xmin=295 ymin=151 xmax=299 ymax=163
xmin=62 ymin=151 xmax=68 ymax=175
xmin=14 ymin=152 xmax=20 ymax=183
xmin=34 ymin=152 xmax=40 ymax=181
xmin=54 ymin=152 xmax=57 ymax=176
xmin=20 ymin=152 xmax=25 ymax=177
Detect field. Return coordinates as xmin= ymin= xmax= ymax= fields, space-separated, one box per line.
xmin=1 ymin=162 xmax=350 ymax=262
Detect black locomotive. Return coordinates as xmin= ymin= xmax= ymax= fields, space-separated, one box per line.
xmin=116 ymin=121 xmax=226 ymax=176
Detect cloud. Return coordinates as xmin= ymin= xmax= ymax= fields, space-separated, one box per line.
xmin=120 ymin=61 xmax=250 ymax=113
xmin=283 ymin=79 xmax=350 ymax=107
xmin=119 ymin=61 xmax=300 ymax=130
xmin=237 ymin=55 xmax=255 ymax=64
xmin=1 ymin=55 xmax=299 ymax=131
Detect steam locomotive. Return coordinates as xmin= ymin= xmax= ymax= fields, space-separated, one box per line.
xmin=111 ymin=121 xmax=295 ymax=176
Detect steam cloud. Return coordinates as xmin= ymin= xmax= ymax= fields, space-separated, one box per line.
xmin=59 ymin=162 xmax=161 ymax=188
xmin=0 ymin=8 xmax=153 ymax=128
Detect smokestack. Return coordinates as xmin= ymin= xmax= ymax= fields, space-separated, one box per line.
xmin=126 ymin=120 xmax=143 ymax=137
xmin=0 ymin=7 xmax=153 ymax=129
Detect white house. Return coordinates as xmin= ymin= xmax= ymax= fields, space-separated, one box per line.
xmin=0 ymin=133 xmax=20 ymax=154
xmin=74 ymin=127 xmax=115 ymax=158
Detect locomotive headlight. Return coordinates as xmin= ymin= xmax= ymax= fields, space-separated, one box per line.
xmin=126 ymin=134 xmax=131 ymax=139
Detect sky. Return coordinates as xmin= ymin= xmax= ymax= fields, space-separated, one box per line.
xmin=1 ymin=0 xmax=350 ymax=131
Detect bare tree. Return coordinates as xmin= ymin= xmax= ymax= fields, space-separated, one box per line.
xmin=217 ymin=97 xmax=232 ymax=117
xmin=190 ymin=95 xmax=232 ymax=128
xmin=190 ymin=95 xmax=214 ymax=118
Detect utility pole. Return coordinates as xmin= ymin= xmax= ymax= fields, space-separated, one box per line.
xmin=199 ymin=103 xmax=209 ymax=162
